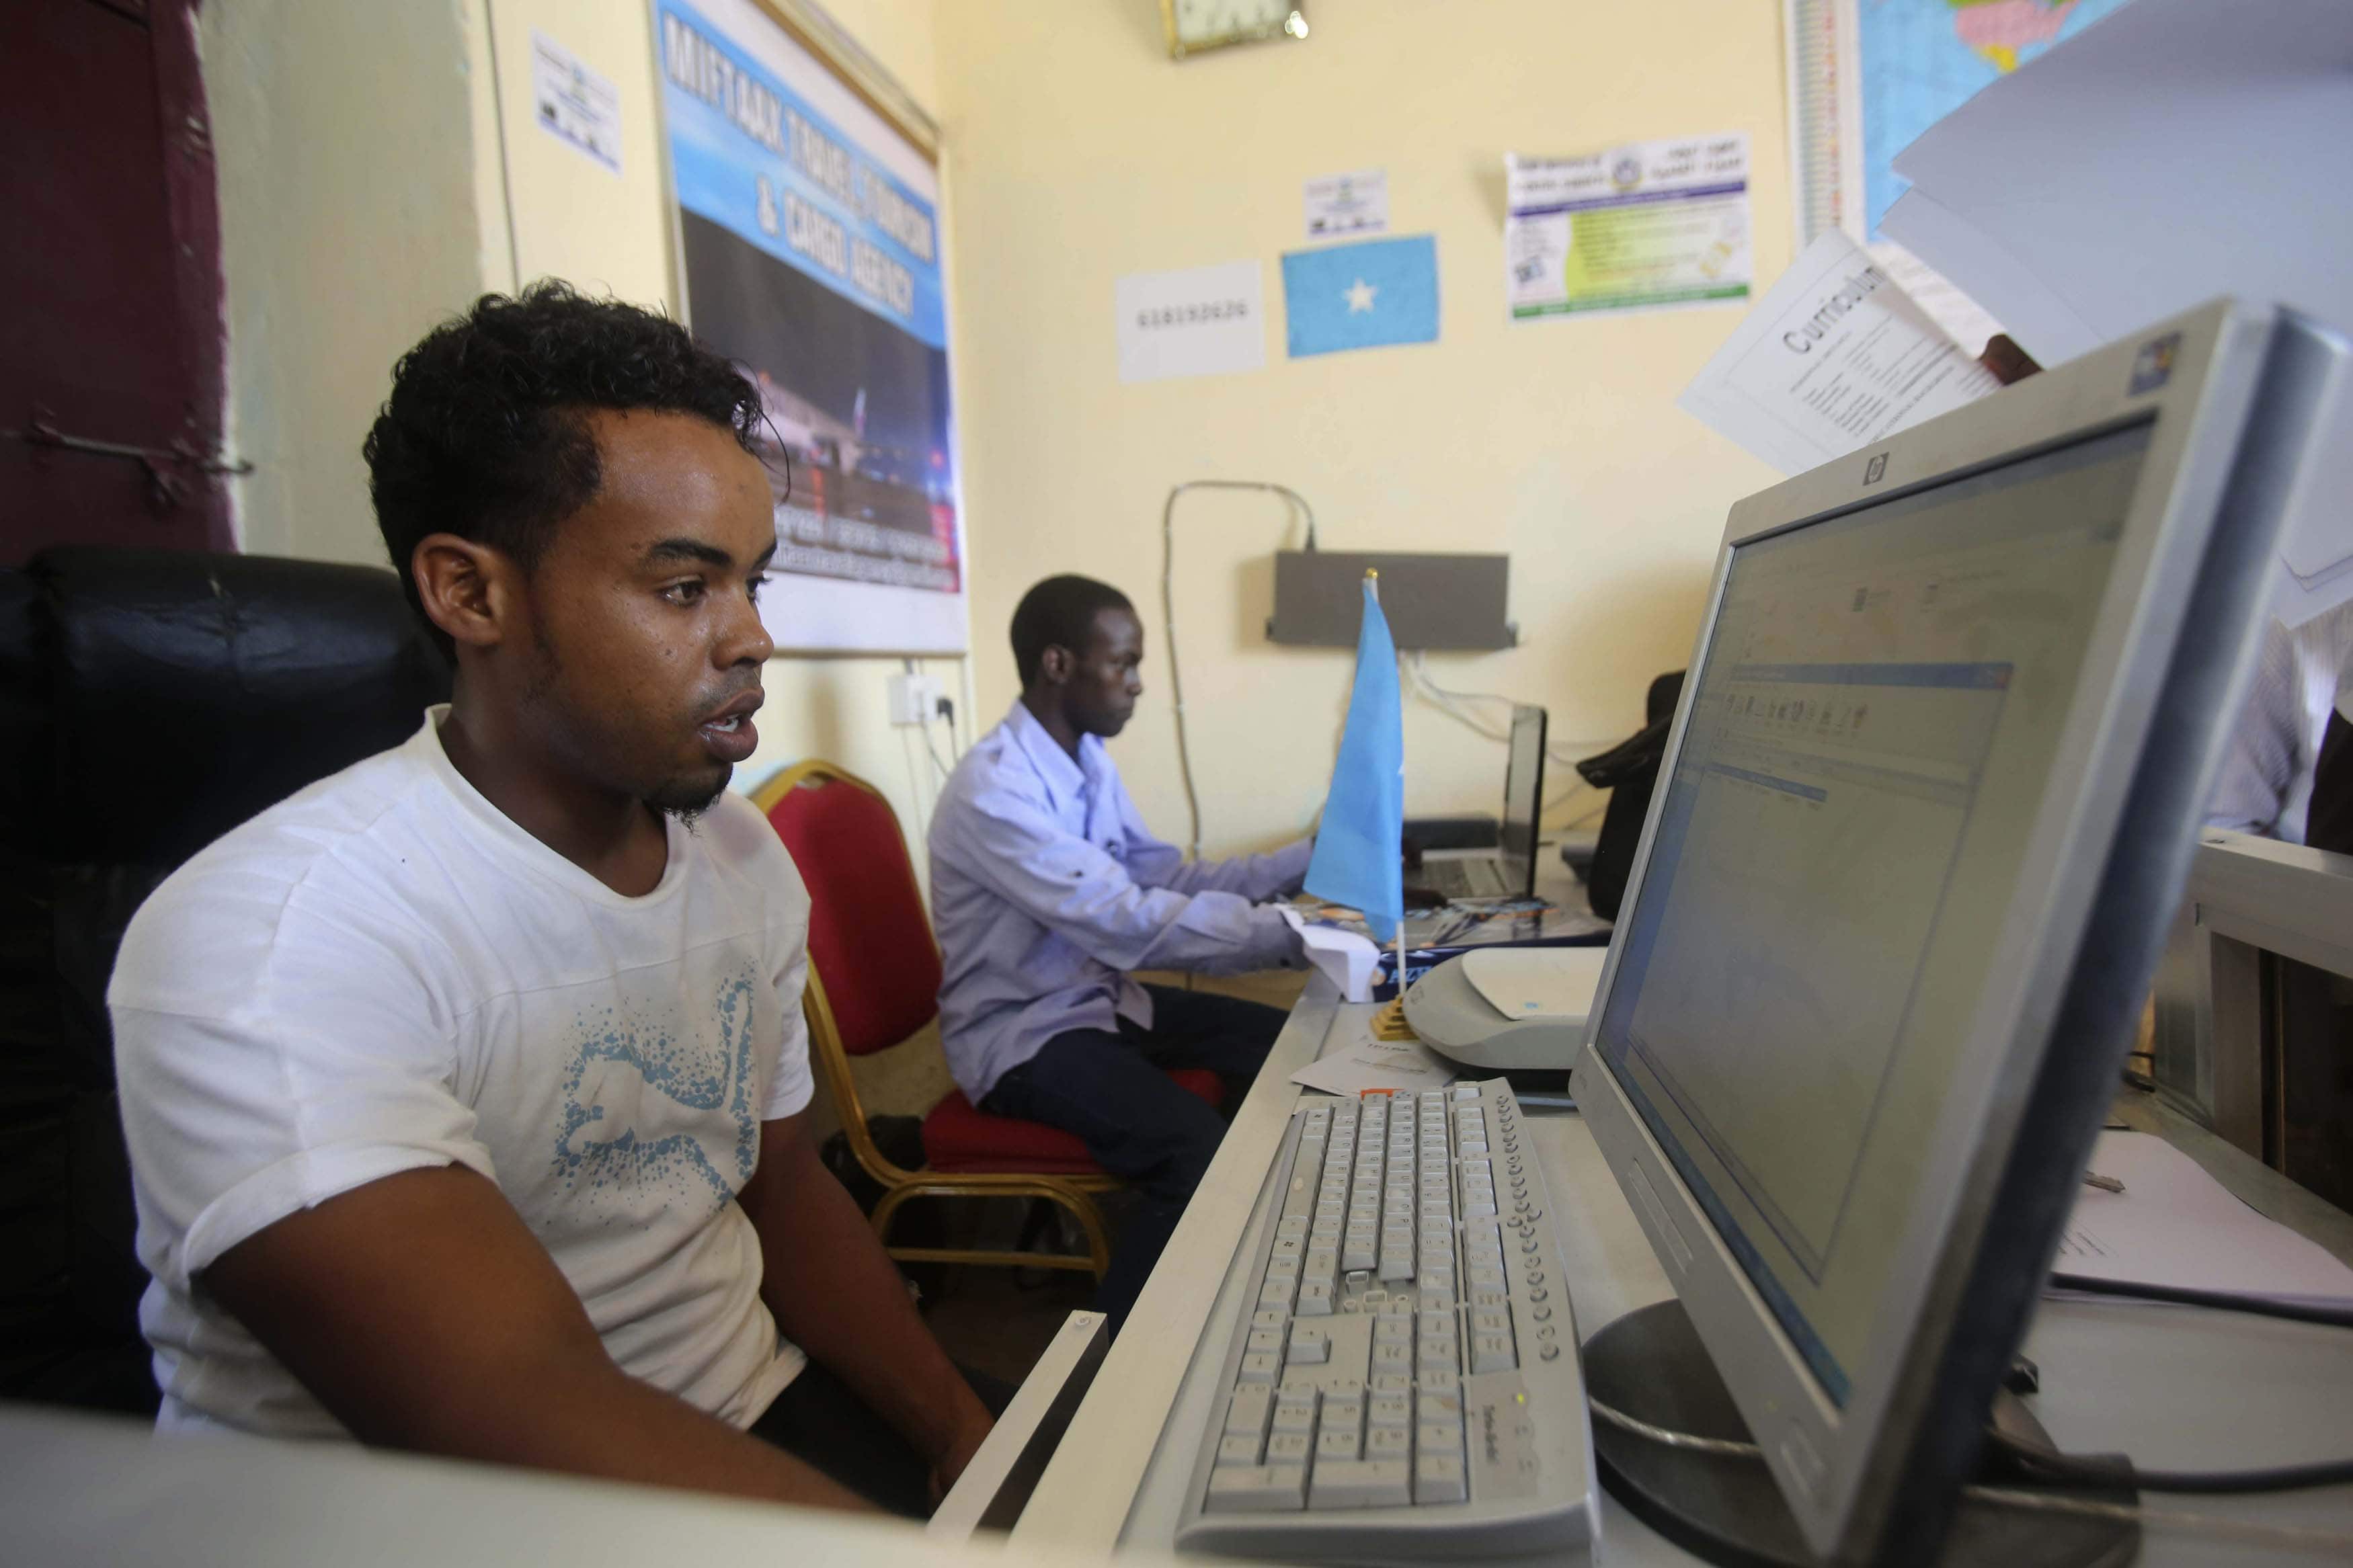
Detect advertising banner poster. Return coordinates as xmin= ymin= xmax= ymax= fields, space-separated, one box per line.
xmin=655 ymin=0 xmax=964 ymax=653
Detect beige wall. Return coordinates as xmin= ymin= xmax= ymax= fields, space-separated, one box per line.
xmin=203 ymin=0 xmax=487 ymax=565
xmin=935 ymin=0 xmax=1793 ymax=854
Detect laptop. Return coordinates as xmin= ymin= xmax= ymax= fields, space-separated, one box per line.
xmin=1415 ymin=704 xmax=1546 ymax=901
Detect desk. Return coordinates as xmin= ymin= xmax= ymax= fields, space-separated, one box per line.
xmin=1017 ymin=979 xmax=2353 ymax=1563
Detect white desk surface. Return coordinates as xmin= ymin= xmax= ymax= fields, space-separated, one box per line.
xmin=1014 ymin=980 xmax=2353 ymax=1567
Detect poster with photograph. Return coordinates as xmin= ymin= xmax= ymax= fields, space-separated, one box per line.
xmin=654 ymin=0 xmax=964 ymax=653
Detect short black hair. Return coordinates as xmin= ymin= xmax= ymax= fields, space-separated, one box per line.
xmin=362 ymin=281 xmax=765 ymax=655
xmin=1011 ymin=575 xmax=1135 ymax=686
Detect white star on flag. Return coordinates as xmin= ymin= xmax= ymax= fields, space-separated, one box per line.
xmin=1343 ymin=278 xmax=1378 ymax=314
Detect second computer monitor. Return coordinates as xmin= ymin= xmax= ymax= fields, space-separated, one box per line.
xmin=1499 ymin=704 xmax=1547 ymax=898
xmin=1572 ymin=298 xmax=2324 ymax=1565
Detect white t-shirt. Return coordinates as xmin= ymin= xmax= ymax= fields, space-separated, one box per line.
xmin=109 ymin=708 xmax=815 ymax=1438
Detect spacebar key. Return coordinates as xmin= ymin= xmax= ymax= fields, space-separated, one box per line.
xmin=1308 ymin=1458 xmax=1412 ymax=1509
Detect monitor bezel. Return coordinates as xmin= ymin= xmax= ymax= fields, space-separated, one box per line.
xmin=1572 ymin=297 xmax=2297 ymax=1563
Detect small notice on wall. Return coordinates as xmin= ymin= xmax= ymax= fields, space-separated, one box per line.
xmin=532 ymin=30 xmax=622 ymax=173
xmin=1304 ymin=168 xmax=1388 ymax=241
xmin=1505 ymin=135 xmax=1751 ymax=319
xmin=1115 ymin=260 xmax=1267 ymax=383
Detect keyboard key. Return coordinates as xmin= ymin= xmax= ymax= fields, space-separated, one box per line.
xmin=1259 ymin=1278 xmax=1296 ymax=1310
xmin=1275 ymin=1216 xmax=1307 ymax=1239
xmin=1266 ymin=1253 xmax=1300 ymax=1279
xmin=1272 ymin=1391 xmax=1318 ymax=1433
xmin=1238 ymin=1352 xmax=1279 ymax=1383
xmin=1369 ymin=1394 xmax=1413 ymax=1429
xmin=1225 ymin=1385 xmax=1273 ymax=1437
xmin=1310 ymin=1458 xmax=1412 ymax=1509
xmin=1220 ymin=1432 xmax=1263 ymax=1465
xmin=1414 ymin=1450 xmax=1468 ymax=1503
xmin=1372 ymin=1315 xmax=1409 ymax=1345
xmin=1266 ymin=1430 xmax=1312 ymax=1464
xmin=1377 ymin=1251 xmax=1414 ymax=1283
xmin=1206 ymin=1462 xmax=1306 ymax=1513
xmin=1297 ymin=1280 xmax=1332 ymax=1316
xmin=1470 ymin=1309 xmax=1511 ymax=1337
xmin=1418 ymin=1417 xmax=1463 ymax=1452
xmin=1419 ymin=1368 xmax=1460 ymax=1399
xmin=1316 ymin=1424 xmax=1362 ymax=1463
xmin=1287 ymin=1324 xmax=1330 ymax=1365
xmin=1370 ymin=1372 xmax=1410 ymax=1395
xmin=1372 ymin=1342 xmax=1412 ymax=1374
xmin=1252 ymin=1309 xmax=1287 ymax=1330
xmin=1343 ymin=1237 xmax=1376 ymax=1272
xmin=1367 ymin=1425 xmax=1411 ymax=1458
xmin=1471 ymin=1332 xmax=1516 ymax=1372
xmin=1419 ymin=1336 xmax=1455 ymax=1371
xmin=1248 ymin=1327 xmax=1282 ymax=1355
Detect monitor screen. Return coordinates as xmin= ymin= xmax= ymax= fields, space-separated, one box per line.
xmin=1499 ymin=705 xmax=1547 ymax=891
xmin=1591 ymin=422 xmax=2149 ymax=1405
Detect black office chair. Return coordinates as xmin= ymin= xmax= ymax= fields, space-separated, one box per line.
xmin=0 ymin=546 xmax=449 ymax=1415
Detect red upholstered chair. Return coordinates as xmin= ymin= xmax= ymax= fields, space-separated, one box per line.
xmin=752 ymin=761 xmax=1221 ymax=1280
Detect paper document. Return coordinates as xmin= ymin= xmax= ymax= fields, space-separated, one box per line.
xmin=2054 ymin=1132 xmax=2353 ymax=1305
xmin=1291 ymin=1008 xmax=1457 ymax=1098
xmin=1679 ymin=231 xmax=1999 ymax=477
xmin=1281 ymin=907 xmax=1380 ymax=1003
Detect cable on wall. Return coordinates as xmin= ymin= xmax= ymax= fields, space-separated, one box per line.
xmin=1161 ymin=480 xmax=1318 ymax=861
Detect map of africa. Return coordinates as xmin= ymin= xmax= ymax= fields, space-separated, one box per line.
xmin=1862 ymin=0 xmax=2138 ymax=238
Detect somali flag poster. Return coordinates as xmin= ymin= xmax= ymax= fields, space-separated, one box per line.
xmin=1282 ymin=235 xmax=1440 ymax=358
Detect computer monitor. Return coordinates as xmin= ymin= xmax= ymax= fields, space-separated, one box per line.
xmin=1500 ymin=704 xmax=1548 ymax=897
xmin=1571 ymin=298 xmax=2340 ymax=1565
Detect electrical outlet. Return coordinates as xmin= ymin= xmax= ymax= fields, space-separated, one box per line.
xmin=887 ymin=671 xmax=945 ymax=727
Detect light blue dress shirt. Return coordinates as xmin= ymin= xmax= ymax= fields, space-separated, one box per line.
xmin=928 ymin=700 xmax=1312 ymax=1104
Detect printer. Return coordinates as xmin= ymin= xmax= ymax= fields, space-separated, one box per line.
xmin=1402 ymin=946 xmax=1609 ymax=1070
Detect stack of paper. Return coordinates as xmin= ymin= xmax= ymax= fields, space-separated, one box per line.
xmin=2055 ymin=1132 xmax=2353 ymax=1307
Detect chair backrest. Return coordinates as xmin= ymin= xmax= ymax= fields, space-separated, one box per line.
xmin=1 ymin=546 xmax=451 ymax=1417
xmin=756 ymin=762 xmax=941 ymax=1057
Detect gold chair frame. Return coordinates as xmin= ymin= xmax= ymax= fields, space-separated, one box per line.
xmin=754 ymin=760 xmax=1118 ymax=1280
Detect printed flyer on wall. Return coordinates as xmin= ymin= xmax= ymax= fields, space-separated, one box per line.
xmin=1505 ymin=135 xmax=1752 ymax=320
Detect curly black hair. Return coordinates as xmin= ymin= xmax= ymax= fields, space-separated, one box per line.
xmin=362 ymin=282 xmax=764 ymax=655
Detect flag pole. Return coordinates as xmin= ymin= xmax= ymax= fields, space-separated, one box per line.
xmin=1367 ymin=567 xmax=1406 ymax=996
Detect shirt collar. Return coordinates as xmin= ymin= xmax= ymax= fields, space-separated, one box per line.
xmin=1002 ymin=698 xmax=1105 ymax=813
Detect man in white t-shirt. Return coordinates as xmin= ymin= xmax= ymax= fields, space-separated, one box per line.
xmin=108 ymin=283 xmax=993 ymax=1516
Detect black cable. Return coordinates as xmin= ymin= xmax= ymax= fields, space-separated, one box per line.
xmin=1987 ymin=1428 xmax=2353 ymax=1495
xmin=2050 ymin=1271 xmax=2353 ymax=1329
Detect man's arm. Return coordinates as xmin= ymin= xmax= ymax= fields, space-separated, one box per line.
xmin=203 ymin=1163 xmax=871 ymax=1512
xmin=938 ymin=788 xmax=1302 ymax=975
xmin=737 ymin=1111 xmax=993 ymax=1497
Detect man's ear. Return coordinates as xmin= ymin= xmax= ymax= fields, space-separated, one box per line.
xmin=411 ymin=534 xmax=522 ymax=653
xmin=1037 ymin=644 xmax=1074 ymax=686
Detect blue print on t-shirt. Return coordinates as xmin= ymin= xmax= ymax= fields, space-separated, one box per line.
xmin=552 ymin=966 xmax=761 ymax=1214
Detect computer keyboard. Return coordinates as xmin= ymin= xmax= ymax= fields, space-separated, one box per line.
xmin=1173 ymin=1080 xmax=1595 ymax=1559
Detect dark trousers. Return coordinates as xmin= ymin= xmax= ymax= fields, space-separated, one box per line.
xmin=749 ymin=1359 xmax=1013 ymax=1519
xmin=982 ymin=982 xmax=1288 ymax=1335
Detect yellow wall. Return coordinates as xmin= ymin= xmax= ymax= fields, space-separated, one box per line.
xmin=936 ymin=0 xmax=1792 ymax=854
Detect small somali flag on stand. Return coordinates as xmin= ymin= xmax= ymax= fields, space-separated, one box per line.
xmin=1305 ymin=575 xmax=1404 ymax=940
xmin=1282 ymin=235 xmax=1439 ymax=358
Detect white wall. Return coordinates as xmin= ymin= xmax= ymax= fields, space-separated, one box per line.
xmin=934 ymin=0 xmax=1794 ymax=855
xmin=203 ymin=0 xmax=487 ymax=565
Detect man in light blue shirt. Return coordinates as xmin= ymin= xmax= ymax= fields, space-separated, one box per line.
xmin=929 ymin=575 xmax=1310 ymax=1328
